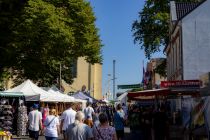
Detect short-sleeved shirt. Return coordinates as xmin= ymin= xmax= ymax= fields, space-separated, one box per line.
xmin=83 ymin=106 xmax=94 ymax=120
xmin=28 ymin=110 xmax=42 ymax=131
xmin=122 ymin=106 xmax=128 ymax=117
xmin=44 ymin=115 xmax=59 ymax=137
xmin=93 ymin=125 xmax=115 ymax=140
xmin=65 ymin=123 xmax=93 ymax=140
xmin=60 ymin=108 xmax=77 ymax=131
xmin=113 ymin=111 xmax=124 ymax=130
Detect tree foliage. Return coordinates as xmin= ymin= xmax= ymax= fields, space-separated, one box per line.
xmin=132 ymin=0 xmax=202 ymax=59
xmin=154 ymin=59 xmax=167 ymax=78
xmin=0 ymin=0 xmax=102 ymax=86
xmin=132 ymin=0 xmax=202 ymax=77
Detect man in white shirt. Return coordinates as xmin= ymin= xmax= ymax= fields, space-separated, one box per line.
xmin=122 ymin=103 xmax=128 ymax=120
xmin=60 ymin=103 xmax=76 ymax=140
xmin=83 ymin=102 xmax=95 ymax=127
xmin=28 ymin=104 xmax=42 ymax=140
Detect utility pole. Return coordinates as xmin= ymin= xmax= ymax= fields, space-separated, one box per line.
xmin=107 ymin=74 xmax=111 ymax=100
xmin=113 ymin=60 xmax=116 ymax=100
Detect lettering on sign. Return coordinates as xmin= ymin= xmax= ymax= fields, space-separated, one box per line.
xmin=161 ymin=80 xmax=201 ymax=88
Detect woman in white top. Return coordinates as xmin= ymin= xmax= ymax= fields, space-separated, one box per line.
xmin=44 ymin=109 xmax=60 ymax=140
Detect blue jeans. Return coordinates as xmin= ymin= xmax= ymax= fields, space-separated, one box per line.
xmin=45 ymin=136 xmax=57 ymax=140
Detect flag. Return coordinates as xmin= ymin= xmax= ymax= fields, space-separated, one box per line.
xmin=141 ymin=65 xmax=145 ymax=84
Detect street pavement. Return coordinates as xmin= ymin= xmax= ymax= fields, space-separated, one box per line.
xmin=11 ymin=127 xmax=131 ymax=140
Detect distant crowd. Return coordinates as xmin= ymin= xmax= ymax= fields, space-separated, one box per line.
xmin=27 ymin=102 xmax=170 ymax=140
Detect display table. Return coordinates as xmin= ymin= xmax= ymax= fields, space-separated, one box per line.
xmin=0 ymin=131 xmax=12 ymax=140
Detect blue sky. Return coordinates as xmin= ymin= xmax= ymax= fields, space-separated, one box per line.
xmin=89 ymin=0 xmax=165 ymax=96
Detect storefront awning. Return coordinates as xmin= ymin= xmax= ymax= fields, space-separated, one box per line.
xmin=128 ymin=88 xmax=170 ymax=100
xmin=128 ymin=87 xmax=200 ymax=100
xmin=0 ymin=92 xmax=24 ymax=97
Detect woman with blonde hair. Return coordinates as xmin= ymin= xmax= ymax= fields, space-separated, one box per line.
xmin=44 ymin=109 xmax=60 ymax=140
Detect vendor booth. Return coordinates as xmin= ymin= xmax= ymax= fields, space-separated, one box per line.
xmin=71 ymin=91 xmax=96 ymax=103
xmin=46 ymin=87 xmax=87 ymax=112
xmin=6 ymin=80 xmax=43 ymax=101
xmin=0 ymin=92 xmax=24 ymax=139
xmin=3 ymin=80 xmax=86 ymax=137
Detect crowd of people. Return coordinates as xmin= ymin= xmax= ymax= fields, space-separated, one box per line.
xmin=27 ymin=101 xmax=171 ymax=140
xmin=128 ymin=104 xmax=169 ymax=140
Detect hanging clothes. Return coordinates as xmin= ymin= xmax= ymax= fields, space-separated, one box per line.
xmin=17 ymin=105 xmax=28 ymax=136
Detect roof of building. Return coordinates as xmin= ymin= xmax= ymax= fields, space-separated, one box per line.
xmin=175 ymin=1 xmax=206 ymax=20
xmin=164 ymin=0 xmax=207 ymax=53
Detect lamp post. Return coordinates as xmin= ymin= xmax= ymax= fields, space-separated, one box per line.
xmin=104 ymin=74 xmax=112 ymax=100
xmin=113 ymin=60 xmax=115 ymax=99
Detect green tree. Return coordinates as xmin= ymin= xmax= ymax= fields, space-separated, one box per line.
xmin=0 ymin=0 xmax=102 ymax=86
xmin=132 ymin=0 xmax=169 ymax=59
xmin=154 ymin=59 xmax=167 ymax=78
xmin=132 ymin=0 xmax=202 ymax=77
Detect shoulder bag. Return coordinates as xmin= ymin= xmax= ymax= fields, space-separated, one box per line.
xmin=95 ymin=125 xmax=105 ymax=140
xmin=46 ymin=117 xmax=56 ymax=127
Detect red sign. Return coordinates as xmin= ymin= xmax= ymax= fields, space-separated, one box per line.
xmin=161 ymin=80 xmax=201 ymax=88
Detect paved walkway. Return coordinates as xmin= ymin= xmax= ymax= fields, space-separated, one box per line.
xmin=11 ymin=127 xmax=132 ymax=140
xmin=11 ymin=126 xmax=190 ymax=140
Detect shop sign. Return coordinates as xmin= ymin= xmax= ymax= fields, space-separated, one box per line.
xmin=117 ymin=84 xmax=143 ymax=89
xmin=161 ymin=80 xmax=201 ymax=88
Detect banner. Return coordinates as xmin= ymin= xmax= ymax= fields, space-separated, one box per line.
xmin=181 ymin=98 xmax=193 ymax=128
xmin=191 ymin=98 xmax=205 ymax=129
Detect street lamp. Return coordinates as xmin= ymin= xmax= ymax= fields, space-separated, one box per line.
xmin=104 ymin=74 xmax=112 ymax=100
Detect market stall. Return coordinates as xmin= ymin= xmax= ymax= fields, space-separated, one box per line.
xmin=6 ymin=80 xmax=42 ymax=101
xmin=71 ymin=91 xmax=96 ymax=103
xmin=116 ymin=92 xmax=128 ymax=105
xmin=46 ymin=88 xmax=87 ymax=112
xmin=0 ymin=92 xmax=24 ymax=139
xmin=127 ymin=88 xmax=169 ymax=100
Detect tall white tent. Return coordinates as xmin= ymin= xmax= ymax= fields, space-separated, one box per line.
xmin=6 ymin=80 xmax=42 ymax=101
xmin=6 ymin=80 xmax=54 ymax=102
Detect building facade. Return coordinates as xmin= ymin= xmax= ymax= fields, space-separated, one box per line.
xmin=62 ymin=57 xmax=102 ymax=99
xmin=165 ymin=0 xmax=210 ymax=81
xmin=146 ymin=58 xmax=167 ymax=89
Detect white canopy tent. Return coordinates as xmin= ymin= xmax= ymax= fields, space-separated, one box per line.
xmin=47 ymin=88 xmax=87 ymax=108
xmin=48 ymin=89 xmax=75 ymax=102
xmin=117 ymin=92 xmax=128 ymax=105
xmin=6 ymin=80 xmax=63 ymax=102
xmin=6 ymin=80 xmax=87 ymax=106
xmin=6 ymin=80 xmax=46 ymax=101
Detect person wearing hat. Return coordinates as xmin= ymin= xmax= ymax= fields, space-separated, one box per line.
xmin=28 ymin=104 xmax=43 ymax=140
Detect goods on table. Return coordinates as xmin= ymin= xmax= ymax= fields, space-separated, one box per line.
xmin=0 ymin=130 xmax=12 ymax=140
